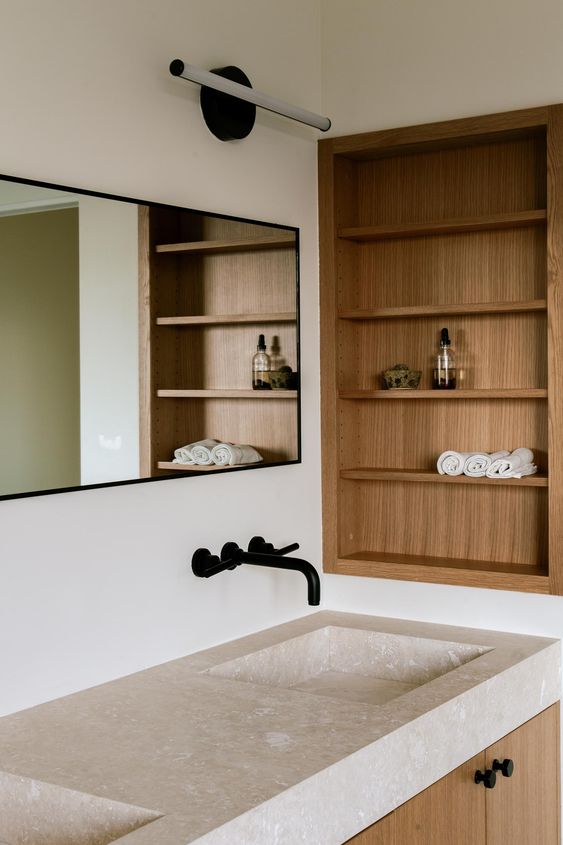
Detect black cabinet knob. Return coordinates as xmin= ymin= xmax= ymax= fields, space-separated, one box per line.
xmin=475 ymin=769 xmax=496 ymax=789
xmin=492 ymin=758 xmax=514 ymax=778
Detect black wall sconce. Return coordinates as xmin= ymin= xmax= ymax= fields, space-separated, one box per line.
xmin=169 ymin=59 xmax=332 ymax=141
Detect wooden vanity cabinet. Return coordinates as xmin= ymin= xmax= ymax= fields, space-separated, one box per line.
xmin=344 ymin=704 xmax=560 ymax=845
xmin=138 ymin=205 xmax=300 ymax=475
xmin=319 ymin=104 xmax=563 ymax=594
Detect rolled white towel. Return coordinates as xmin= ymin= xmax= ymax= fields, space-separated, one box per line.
xmin=173 ymin=438 xmax=219 ymax=465
xmin=211 ymin=443 xmax=263 ymax=466
xmin=463 ymin=450 xmax=511 ymax=478
xmin=511 ymin=463 xmax=538 ymax=479
xmin=437 ymin=451 xmax=473 ymax=476
xmin=486 ymin=448 xmax=535 ymax=478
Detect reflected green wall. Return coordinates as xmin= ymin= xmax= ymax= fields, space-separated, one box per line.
xmin=0 ymin=208 xmax=80 ymax=495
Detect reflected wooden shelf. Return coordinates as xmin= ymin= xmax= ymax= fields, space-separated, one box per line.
xmin=339 ymin=467 xmax=548 ymax=487
xmin=338 ymin=388 xmax=548 ymax=400
xmin=156 ymin=312 xmax=296 ymax=326
xmin=338 ymin=210 xmax=547 ymax=242
xmin=157 ymin=389 xmax=298 ymax=399
xmin=157 ymin=461 xmax=258 ymax=472
xmin=155 ymin=233 xmax=296 ymax=255
xmin=337 ymin=552 xmax=550 ymax=594
xmin=339 ymin=300 xmax=547 ymax=320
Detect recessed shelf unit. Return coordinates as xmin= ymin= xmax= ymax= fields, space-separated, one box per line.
xmin=139 ymin=207 xmax=300 ymax=475
xmin=319 ymin=104 xmax=563 ymax=594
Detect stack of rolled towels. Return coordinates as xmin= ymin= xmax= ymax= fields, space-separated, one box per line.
xmin=437 ymin=448 xmax=537 ymax=479
xmin=173 ymin=439 xmax=263 ymax=467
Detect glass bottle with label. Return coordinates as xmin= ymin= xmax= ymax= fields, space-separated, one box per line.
xmin=432 ymin=327 xmax=456 ymax=389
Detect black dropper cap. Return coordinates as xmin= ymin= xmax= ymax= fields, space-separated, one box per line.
xmin=440 ymin=328 xmax=451 ymax=347
xmin=257 ymin=334 xmax=266 ymax=351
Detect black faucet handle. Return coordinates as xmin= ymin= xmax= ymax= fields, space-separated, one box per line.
xmin=192 ymin=548 xmax=237 ymax=577
xmin=248 ymin=536 xmax=300 ymax=556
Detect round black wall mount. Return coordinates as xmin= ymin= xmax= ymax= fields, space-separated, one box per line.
xmin=200 ymin=66 xmax=256 ymax=141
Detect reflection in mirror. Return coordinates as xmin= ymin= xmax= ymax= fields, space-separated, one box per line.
xmin=0 ymin=177 xmax=299 ymax=499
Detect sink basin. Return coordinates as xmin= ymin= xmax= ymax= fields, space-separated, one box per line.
xmin=0 ymin=771 xmax=161 ymax=845
xmin=206 ymin=625 xmax=490 ymax=705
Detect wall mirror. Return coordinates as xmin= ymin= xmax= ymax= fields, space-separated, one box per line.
xmin=0 ymin=175 xmax=300 ymax=500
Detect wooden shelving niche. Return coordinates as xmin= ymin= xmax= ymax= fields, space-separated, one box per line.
xmin=319 ymin=104 xmax=563 ymax=594
xmin=139 ymin=206 xmax=300 ymax=477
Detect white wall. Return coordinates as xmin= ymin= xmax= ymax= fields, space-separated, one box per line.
xmin=79 ymin=195 xmax=140 ymax=484
xmin=321 ymin=0 xmax=563 ymax=136
xmin=0 ymin=0 xmax=322 ymax=716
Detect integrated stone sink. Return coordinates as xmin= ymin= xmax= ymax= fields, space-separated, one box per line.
xmin=0 ymin=771 xmax=161 ymax=845
xmin=206 ymin=625 xmax=490 ymax=705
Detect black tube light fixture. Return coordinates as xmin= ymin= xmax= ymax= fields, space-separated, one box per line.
xmin=170 ymin=59 xmax=331 ymax=141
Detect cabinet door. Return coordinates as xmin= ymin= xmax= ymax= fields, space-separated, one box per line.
xmin=344 ymin=753 xmax=487 ymax=845
xmin=389 ymin=752 xmax=486 ymax=845
xmin=486 ymin=703 xmax=560 ymax=845
xmin=343 ymin=811 xmax=394 ymax=844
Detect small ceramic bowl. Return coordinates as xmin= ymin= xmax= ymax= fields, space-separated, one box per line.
xmin=382 ymin=363 xmax=422 ymax=390
xmin=270 ymin=368 xmax=298 ymax=390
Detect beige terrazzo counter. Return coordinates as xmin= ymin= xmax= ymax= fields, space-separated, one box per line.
xmin=0 ymin=611 xmax=560 ymax=845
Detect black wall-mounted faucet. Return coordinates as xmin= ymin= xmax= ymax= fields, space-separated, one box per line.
xmin=191 ymin=536 xmax=321 ymax=606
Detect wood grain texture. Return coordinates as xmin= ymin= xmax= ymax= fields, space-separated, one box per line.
xmin=339 ymin=400 xmax=547 ymax=471
xmin=138 ymin=205 xmax=152 ymax=477
xmin=327 ymin=105 xmax=547 ymax=158
xmin=390 ymin=753 xmax=487 ymax=845
xmin=340 ymin=313 xmax=547 ymax=391
xmin=339 ymin=389 xmax=548 ymax=399
xmin=140 ymin=205 xmax=299 ymax=474
xmin=547 ymin=105 xmax=563 ymax=595
xmin=355 ymin=138 xmax=546 ymax=225
xmin=339 ymin=468 xmax=548 ymax=487
xmin=342 ymin=811 xmax=396 ymax=844
xmin=339 ymin=300 xmax=547 ymax=320
xmin=339 ymin=480 xmax=547 ymax=566
xmin=335 ymin=555 xmax=549 ymax=594
xmin=319 ymin=107 xmax=551 ymax=592
xmin=319 ymin=146 xmax=355 ymax=571
xmin=168 ymin=397 xmax=298 ymax=464
xmin=157 ymin=389 xmax=298 ymax=399
xmin=486 ymin=704 xmax=560 ymax=845
xmin=347 ymin=228 xmax=546 ymax=311
xmin=339 ymin=210 xmax=546 ymax=241
xmin=156 ymin=312 xmax=296 ymax=325
xmin=155 ymin=233 xmax=295 ymax=254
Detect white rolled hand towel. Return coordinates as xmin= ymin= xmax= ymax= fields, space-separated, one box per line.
xmin=511 ymin=463 xmax=538 ymax=479
xmin=463 ymin=450 xmax=510 ymax=478
xmin=211 ymin=443 xmax=263 ymax=466
xmin=437 ymin=451 xmax=473 ymax=476
xmin=173 ymin=438 xmax=219 ymax=465
xmin=486 ymin=448 xmax=535 ymax=478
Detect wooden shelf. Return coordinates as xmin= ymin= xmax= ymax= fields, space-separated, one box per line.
xmin=338 ymin=210 xmax=547 ymax=242
xmin=157 ymin=389 xmax=298 ymax=399
xmin=339 ymin=389 xmax=548 ymax=400
xmin=339 ymin=300 xmax=547 ymax=320
xmin=157 ymin=461 xmax=259 ymax=472
xmin=336 ymin=552 xmax=550 ymax=594
xmin=319 ymin=105 xmax=563 ymax=595
xmin=155 ymin=233 xmax=296 ymax=255
xmin=156 ymin=312 xmax=296 ymax=326
xmin=340 ymin=468 xmax=548 ymax=486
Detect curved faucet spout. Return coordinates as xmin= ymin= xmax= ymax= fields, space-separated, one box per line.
xmin=234 ymin=549 xmax=321 ymax=606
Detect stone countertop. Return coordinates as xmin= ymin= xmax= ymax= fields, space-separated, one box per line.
xmin=0 ymin=611 xmax=560 ymax=845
